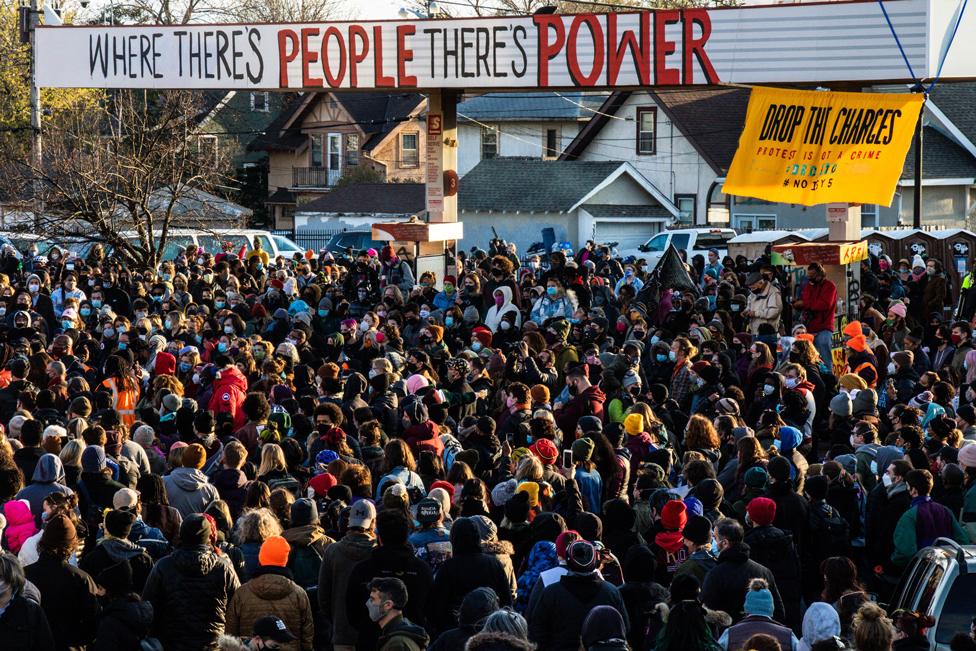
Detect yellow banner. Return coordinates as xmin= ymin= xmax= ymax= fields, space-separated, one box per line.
xmin=723 ymin=87 xmax=923 ymax=207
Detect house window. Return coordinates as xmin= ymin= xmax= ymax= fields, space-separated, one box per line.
xmin=734 ymin=214 xmax=777 ymax=232
xmin=636 ymin=107 xmax=656 ymax=155
xmin=250 ymin=92 xmax=269 ymax=112
xmin=327 ymin=133 xmax=341 ymax=171
xmin=310 ymin=134 xmax=323 ymax=167
xmin=346 ymin=133 xmax=360 ymax=166
xmin=675 ymin=195 xmax=696 ymax=223
xmin=482 ymin=125 xmax=498 ymax=160
xmin=197 ymin=135 xmax=218 ymax=162
xmin=401 ymin=132 xmax=419 ymax=168
xmin=861 ymin=203 xmax=879 ymax=228
xmin=543 ymin=128 xmax=560 ymax=159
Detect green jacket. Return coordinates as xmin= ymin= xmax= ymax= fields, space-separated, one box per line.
xmin=378 ymin=615 xmax=429 ymax=651
xmin=891 ymin=500 xmax=970 ymax=568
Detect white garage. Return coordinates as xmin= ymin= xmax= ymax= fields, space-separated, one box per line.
xmin=584 ymin=205 xmax=674 ymax=249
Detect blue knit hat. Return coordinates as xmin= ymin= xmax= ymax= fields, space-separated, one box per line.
xmin=744 ymin=586 xmax=775 ymax=617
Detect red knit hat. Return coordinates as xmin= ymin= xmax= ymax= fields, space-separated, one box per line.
xmin=530 ymin=439 xmax=559 ymax=465
xmin=660 ymin=500 xmax=688 ymax=532
xmin=747 ymin=497 xmax=777 ymax=526
xmin=555 ymin=529 xmax=580 ymax=559
xmin=308 ymin=472 xmax=338 ymax=497
xmin=444 ymin=275 xmax=457 ymax=286
xmin=472 ymin=326 xmax=493 ymax=348
xmin=430 ymin=480 xmax=456 ymax=499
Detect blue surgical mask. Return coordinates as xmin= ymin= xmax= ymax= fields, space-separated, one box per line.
xmin=650 ymin=335 xmax=660 ymax=345
xmin=547 ymin=287 xmax=558 ymax=297
xmin=217 ymin=342 xmax=229 ymax=353
xmin=91 ymin=300 xmax=102 ymax=308
xmin=215 ymin=301 xmax=225 ymax=309
xmin=117 ymin=342 xmax=127 ymax=350
xmin=318 ymin=309 xmax=329 ymax=318
xmin=61 ymin=320 xmax=73 ymax=330
xmin=80 ymin=308 xmax=91 ymax=317
xmin=656 ymin=353 xmax=668 ymax=363
xmin=707 ymin=295 xmax=716 ymax=310
xmin=445 ymin=317 xmax=455 ymax=327
xmin=103 ymin=327 xmax=115 ymax=338
xmin=179 ymin=362 xmax=192 ymax=373
xmin=471 ymin=341 xmax=482 ymax=352
xmin=668 ymin=350 xmax=677 ymax=362
xmin=256 ymin=263 xmax=264 ymax=271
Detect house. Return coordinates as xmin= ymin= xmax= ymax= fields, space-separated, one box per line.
xmin=249 ymin=91 xmax=426 ymax=229
xmin=458 ymin=158 xmax=679 ymax=253
xmin=562 ymin=84 xmax=976 ymax=232
xmin=456 ymin=91 xmax=606 ymax=176
xmin=294 ymin=183 xmax=426 ymax=232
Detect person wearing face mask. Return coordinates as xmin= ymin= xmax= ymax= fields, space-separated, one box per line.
xmin=864 ymin=458 xmax=913 ymax=579
xmin=50 ymin=272 xmax=86 ymax=319
xmin=743 ymin=271 xmax=782 ymax=336
xmin=485 ymin=286 xmax=521 ymax=334
xmin=891 ymin=469 xmax=969 ymax=569
xmin=530 ymin=279 xmax=576 ymax=325
xmin=24 ymin=273 xmax=56 ymax=337
xmin=99 ymin=270 xmax=132 ymax=318
xmin=554 ymin=363 xmax=605 ymax=436
xmin=614 ymin=265 xmax=644 ymax=295
xmin=482 ymin=255 xmax=521 ymax=312
xmin=668 ymin=336 xmax=698 ymax=411
xmin=792 ymin=263 xmax=836 ymax=369
xmin=359 ymin=577 xmax=428 ymax=651
xmin=432 ymin=275 xmax=458 ymax=312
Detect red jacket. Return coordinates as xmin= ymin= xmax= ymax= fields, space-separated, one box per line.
xmin=800 ymin=278 xmax=837 ymax=333
xmin=208 ymin=366 xmax=248 ymax=429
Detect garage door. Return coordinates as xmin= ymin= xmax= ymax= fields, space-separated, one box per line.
xmin=593 ymin=221 xmax=662 ymax=249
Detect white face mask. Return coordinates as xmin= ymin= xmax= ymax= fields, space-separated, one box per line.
xmin=360 ymin=321 xmax=370 ymax=332
xmin=882 ymin=474 xmax=893 ymax=488
xmin=785 ymin=377 xmax=799 ymax=390
xmin=223 ymin=325 xmax=234 ymax=334
xmin=500 ymin=321 xmax=511 ymax=331
xmin=763 ymin=384 xmax=775 ymax=396
xmin=887 ymin=362 xmax=897 ymax=374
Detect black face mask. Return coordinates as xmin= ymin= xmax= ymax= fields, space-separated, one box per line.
xmin=567 ymin=383 xmax=579 ymax=397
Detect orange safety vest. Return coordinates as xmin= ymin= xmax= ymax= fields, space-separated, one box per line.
xmin=101 ymin=376 xmax=139 ymax=427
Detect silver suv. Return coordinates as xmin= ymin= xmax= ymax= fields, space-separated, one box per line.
xmin=887 ymin=538 xmax=976 ymax=649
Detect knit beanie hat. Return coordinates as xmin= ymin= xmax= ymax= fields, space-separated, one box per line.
xmin=530 ymin=384 xmax=550 ymax=404
xmin=829 ymin=393 xmax=853 ymax=418
xmin=853 ymin=388 xmax=879 ymax=418
xmin=180 ymin=514 xmax=212 ymax=547
xmin=491 ymin=479 xmax=517 ymax=507
xmin=571 ymin=437 xmax=595 ymax=463
xmin=515 ymin=481 xmax=540 ymax=508
xmin=805 ymin=474 xmax=829 ymax=501
xmin=660 ymin=500 xmax=687 ymax=531
xmin=744 ymin=581 xmax=775 ymax=617
xmin=578 ymin=415 xmax=603 ymax=434
xmin=744 ymin=466 xmax=769 ymax=489
xmin=959 ymin=443 xmax=976 ymax=469
xmin=555 ymin=530 xmax=581 ymax=559
xmin=258 ymin=536 xmax=291 ymax=567
xmin=529 ymin=439 xmax=558 ymax=465
xmin=81 ymin=446 xmax=107 ymax=473
xmin=566 ymin=540 xmax=598 ymax=573
xmin=767 ymin=456 xmax=792 ymax=483
xmin=104 ymin=509 xmax=136 ymax=538
xmin=746 ymin=496 xmax=777 ymax=526
xmin=505 ymin=491 xmax=531 ymax=523
xmin=40 ymin=513 xmax=77 ymax=550
xmin=838 ymin=374 xmax=868 ymax=392
xmin=182 ymin=443 xmax=207 ymax=470
xmin=682 ymin=514 xmax=712 ymax=546
xmin=581 ymin=605 xmax=628 ymax=649
xmin=624 ymin=413 xmax=645 ymax=436
xmin=290 ymin=498 xmax=318 ymax=527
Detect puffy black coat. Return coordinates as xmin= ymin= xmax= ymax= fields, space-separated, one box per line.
xmin=141 ymin=545 xmax=241 ymax=651
xmin=765 ymin=482 xmax=810 ymax=556
xmin=79 ymin=538 xmax=155 ymax=594
xmin=369 ymin=391 xmax=399 ymax=438
xmin=744 ymin=525 xmax=803 ymax=631
xmin=527 ymin=573 xmax=630 ymax=651
xmin=0 ymin=594 xmax=55 ymax=651
xmin=91 ymin=596 xmax=154 ymax=651
xmin=700 ymin=542 xmax=785 ymax=623
xmin=25 ymin=553 xmax=100 ymax=651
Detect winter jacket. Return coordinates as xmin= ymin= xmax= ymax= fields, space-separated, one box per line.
xmin=403 ymin=421 xmax=445 ymax=459
xmin=719 ymin=614 xmax=798 ymax=651
xmin=555 ymin=385 xmax=606 ymax=435
xmin=25 ymin=552 xmax=101 ymax=651
xmin=91 ymin=596 xmax=154 ymax=651
xmin=866 ymin=481 xmax=912 ymax=574
xmin=13 ymin=445 xmax=45 ymax=485
xmin=2 ymin=499 xmax=38 ymax=553
xmin=80 ymin=537 xmax=155 ymax=593
xmin=226 ymin=566 xmax=314 ymax=651
xmin=376 ymin=466 xmax=427 ymax=502
xmin=744 ymin=525 xmax=803 ymax=631
xmin=141 ymin=545 xmax=241 ymax=651
xmin=0 ymin=593 xmax=56 ymax=651
xmin=346 ymin=543 xmax=434 ymax=650
xmin=892 ymin=496 xmax=970 ymax=568
xmin=378 ymin=614 xmax=430 ymax=651
xmin=515 ymin=541 xmax=558 ymax=613
xmin=430 ymin=530 xmax=513 ymax=633
xmin=530 ymin=293 xmax=577 ymax=324
xmin=126 ymin=518 xmax=170 ymax=560
xmin=765 ymin=482 xmax=810 ymax=556
xmin=799 ymin=278 xmax=837 ymax=333
xmin=318 ymin=530 xmax=377 ymax=647
xmin=746 ymin=284 xmax=783 ymax=334
xmin=618 ymin=579 xmax=669 ymax=651
xmin=163 ymin=467 xmax=221 ymax=519
xmin=208 ymin=366 xmax=248 ymax=429
xmin=700 ymin=542 xmax=785 ymax=623
xmin=16 ymin=454 xmax=73 ymax=526
xmin=210 ymin=467 xmax=248 ymax=519
xmin=674 ymin=548 xmax=718 ymax=584
xmin=528 ymin=572 xmax=630 ymax=651
xmin=485 ymin=286 xmax=522 ymax=333
xmin=282 ymin=523 xmax=333 ymax=590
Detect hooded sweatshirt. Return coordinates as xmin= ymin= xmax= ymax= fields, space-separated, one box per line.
xmin=163 ymin=467 xmax=220 ymax=518
xmin=208 ymin=365 xmax=248 ymax=429
xmin=17 ymin=453 xmax=72 ymax=524
xmin=798 ymin=602 xmax=841 ymax=651
xmin=485 ymin=286 xmax=521 ymax=333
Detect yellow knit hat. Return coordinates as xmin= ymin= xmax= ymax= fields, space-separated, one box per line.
xmin=624 ymin=413 xmax=645 ymax=436
xmin=515 ymin=481 xmax=540 ymax=507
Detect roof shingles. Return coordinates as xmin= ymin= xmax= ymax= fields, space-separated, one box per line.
xmin=299 ymin=183 xmax=425 ymax=214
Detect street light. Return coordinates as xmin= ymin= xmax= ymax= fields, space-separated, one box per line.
xmin=398 ymin=1 xmax=441 ymax=19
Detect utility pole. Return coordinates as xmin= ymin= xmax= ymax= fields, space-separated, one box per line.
xmin=912 ymin=84 xmax=925 ymax=229
xmin=21 ymin=0 xmax=42 ymax=229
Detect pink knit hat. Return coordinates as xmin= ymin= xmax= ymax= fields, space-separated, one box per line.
xmin=406 ymin=373 xmax=430 ymax=395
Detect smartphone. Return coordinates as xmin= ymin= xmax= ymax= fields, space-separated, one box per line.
xmin=562 ymin=449 xmax=574 ymax=469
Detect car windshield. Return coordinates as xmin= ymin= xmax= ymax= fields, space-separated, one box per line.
xmin=936 ymin=572 xmax=976 ymax=643
xmin=644 ymin=234 xmax=668 ymax=252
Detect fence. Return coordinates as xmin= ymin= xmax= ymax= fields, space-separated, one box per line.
xmin=274 ymin=228 xmax=343 ymax=252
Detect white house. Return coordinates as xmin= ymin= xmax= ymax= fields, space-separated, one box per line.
xmin=458 ymin=158 xmax=679 ymax=253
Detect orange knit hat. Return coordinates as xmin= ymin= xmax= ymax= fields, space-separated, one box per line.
xmin=258 ymin=536 xmax=291 ymax=567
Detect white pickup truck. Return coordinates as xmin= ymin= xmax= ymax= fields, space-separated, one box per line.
xmin=616 ymin=228 xmax=736 ymax=267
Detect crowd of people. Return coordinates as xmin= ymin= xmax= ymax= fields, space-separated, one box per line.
xmin=0 ymin=235 xmax=975 ymax=651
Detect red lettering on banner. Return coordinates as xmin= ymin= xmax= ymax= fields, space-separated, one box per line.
xmin=397 ymin=24 xmax=417 ymax=87
xmin=533 ymin=14 xmax=566 ymax=87
xmin=654 ymin=10 xmax=680 ymax=85
xmin=373 ymin=25 xmax=395 ymax=87
xmin=567 ymin=14 xmax=604 ymax=87
xmin=348 ymin=25 xmax=369 ymax=88
xmin=300 ymin=28 xmax=323 ymax=87
xmin=682 ymin=9 xmax=718 ymax=84
xmin=277 ymin=29 xmax=299 ymax=87
xmin=322 ymin=27 xmax=346 ymax=87
xmin=607 ymin=12 xmax=651 ymax=87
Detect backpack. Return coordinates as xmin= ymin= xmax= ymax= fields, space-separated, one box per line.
xmin=809 ymin=501 xmax=849 ymax=552
xmin=440 ymin=433 xmax=463 ymax=471
xmin=287 ymin=543 xmax=323 ymax=592
xmin=267 ymin=474 xmax=301 ymax=495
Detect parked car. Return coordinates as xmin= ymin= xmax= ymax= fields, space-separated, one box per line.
xmin=109 ymin=229 xmax=306 ymax=261
xmin=886 ymin=538 xmax=976 ymax=649
xmin=324 ymin=231 xmax=388 ymax=254
xmin=616 ymin=228 xmax=736 ymax=268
